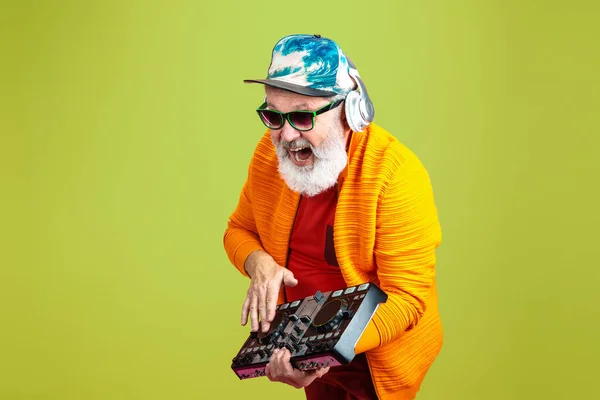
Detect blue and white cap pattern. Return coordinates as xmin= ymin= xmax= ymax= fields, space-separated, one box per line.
xmin=244 ymin=34 xmax=357 ymax=97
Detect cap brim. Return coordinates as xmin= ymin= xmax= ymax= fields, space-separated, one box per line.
xmin=243 ymin=79 xmax=337 ymax=97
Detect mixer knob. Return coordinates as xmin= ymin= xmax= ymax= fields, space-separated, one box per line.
xmin=285 ymin=342 xmax=300 ymax=353
xmin=305 ymin=341 xmax=314 ymax=352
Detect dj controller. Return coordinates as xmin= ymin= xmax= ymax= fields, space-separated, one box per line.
xmin=231 ymin=282 xmax=387 ymax=380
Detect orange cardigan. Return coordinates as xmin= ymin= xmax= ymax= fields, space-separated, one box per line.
xmin=223 ymin=123 xmax=443 ymax=399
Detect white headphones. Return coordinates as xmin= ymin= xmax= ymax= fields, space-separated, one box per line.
xmin=344 ymin=58 xmax=375 ymax=132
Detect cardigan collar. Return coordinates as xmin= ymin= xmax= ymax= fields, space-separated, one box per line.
xmin=337 ymin=126 xmax=367 ymax=196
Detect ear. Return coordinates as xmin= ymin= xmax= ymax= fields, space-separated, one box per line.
xmin=340 ymin=106 xmax=351 ymax=132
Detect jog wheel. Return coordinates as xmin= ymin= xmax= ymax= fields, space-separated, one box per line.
xmin=257 ymin=313 xmax=287 ymax=345
xmin=312 ymin=298 xmax=349 ymax=333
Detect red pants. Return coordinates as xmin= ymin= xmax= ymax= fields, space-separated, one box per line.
xmin=304 ymin=353 xmax=378 ymax=400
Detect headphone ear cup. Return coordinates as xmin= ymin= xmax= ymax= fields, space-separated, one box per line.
xmin=345 ymin=67 xmax=374 ymax=132
xmin=345 ymin=90 xmax=366 ymax=132
xmin=360 ymin=92 xmax=375 ymax=125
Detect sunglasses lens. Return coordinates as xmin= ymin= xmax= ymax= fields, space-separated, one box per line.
xmin=289 ymin=112 xmax=313 ymax=130
xmin=259 ymin=110 xmax=282 ymax=128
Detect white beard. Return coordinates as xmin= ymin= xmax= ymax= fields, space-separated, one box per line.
xmin=273 ymin=126 xmax=348 ymax=197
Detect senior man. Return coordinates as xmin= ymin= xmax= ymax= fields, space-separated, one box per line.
xmin=223 ymin=34 xmax=443 ymax=400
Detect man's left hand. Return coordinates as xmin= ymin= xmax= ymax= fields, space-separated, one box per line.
xmin=265 ymin=348 xmax=330 ymax=389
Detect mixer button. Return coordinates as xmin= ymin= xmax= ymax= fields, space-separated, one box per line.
xmin=317 ymin=334 xmax=324 ymax=340
xmin=279 ymin=303 xmax=289 ymax=310
xmin=358 ymin=283 xmax=369 ymax=291
xmin=344 ymin=287 xmax=356 ymax=295
xmin=300 ymin=315 xmax=312 ymax=324
xmin=289 ymin=314 xmax=299 ymax=322
xmin=313 ymin=291 xmax=325 ymax=303
xmin=332 ymin=289 xmax=343 ymax=297
xmin=291 ymin=300 xmax=301 ymax=307
xmin=325 ymin=333 xmax=332 ymax=339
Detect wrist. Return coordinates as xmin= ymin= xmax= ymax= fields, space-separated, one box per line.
xmin=244 ymin=249 xmax=264 ymax=278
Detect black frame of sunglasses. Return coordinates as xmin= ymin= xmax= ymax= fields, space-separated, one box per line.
xmin=256 ymin=98 xmax=344 ymax=131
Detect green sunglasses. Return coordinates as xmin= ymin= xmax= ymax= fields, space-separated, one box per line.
xmin=256 ymin=99 xmax=344 ymax=131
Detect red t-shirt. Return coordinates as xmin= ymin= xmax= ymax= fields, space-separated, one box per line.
xmin=284 ymin=185 xmax=378 ymax=399
xmin=284 ymin=185 xmax=346 ymax=302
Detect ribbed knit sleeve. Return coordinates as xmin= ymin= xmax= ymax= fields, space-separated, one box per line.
xmin=223 ymin=176 xmax=264 ymax=278
xmin=371 ymin=144 xmax=442 ymax=346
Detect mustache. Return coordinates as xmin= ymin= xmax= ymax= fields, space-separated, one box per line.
xmin=279 ymin=138 xmax=313 ymax=150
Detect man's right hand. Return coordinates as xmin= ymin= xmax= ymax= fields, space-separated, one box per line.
xmin=241 ymin=250 xmax=298 ymax=333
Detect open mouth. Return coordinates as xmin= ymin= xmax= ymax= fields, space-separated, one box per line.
xmin=288 ymin=146 xmax=313 ymax=165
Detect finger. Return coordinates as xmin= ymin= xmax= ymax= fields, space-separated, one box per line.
xmin=271 ymin=347 xmax=284 ymax=364
xmin=269 ymin=348 xmax=282 ymax=377
xmin=291 ymin=368 xmax=323 ymax=389
xmin=315 ymin=366 xmax=330 ymax=378
xmin=258 ymin=286 xmax=268 ymax=332
xmin=288 ymin=369 xmax=310 ymax=389
xmin=266 ymin=282 xmax=279 ymax=322
xmin=265 ymin=364 xmax=273 ymax=380
xmin=249 ymin=290 xmax=259 ymax=332
xmin=280 ymin=348 xmax=294 ymax=376
xmin=282 ymin=270 xmax=298 ymax=287
xmin=240 ymin=292 xmax=251 ymax=326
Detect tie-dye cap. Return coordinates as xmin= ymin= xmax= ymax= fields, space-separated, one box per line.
xmin=244 ymin=34 xmax=357 ymax=97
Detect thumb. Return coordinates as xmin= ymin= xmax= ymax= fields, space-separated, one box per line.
xmin=315 ymin=366 xmax=330 ymax=378
xmin=282 ymin=269 xmax=298 ymax=287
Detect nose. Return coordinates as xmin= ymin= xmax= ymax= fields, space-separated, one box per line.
xmin=279 ymin=120 xmax=301 ymax=143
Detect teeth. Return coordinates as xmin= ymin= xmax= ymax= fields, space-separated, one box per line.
xmin=293 ymin=149 xmax=312 ymax=162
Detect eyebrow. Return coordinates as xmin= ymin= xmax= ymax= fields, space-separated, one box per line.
xmin=266 ymin=102 xmax=311 ymax=111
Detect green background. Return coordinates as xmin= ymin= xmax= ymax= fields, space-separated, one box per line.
xmin=2 ymin=1 xmax=599 ymax=399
